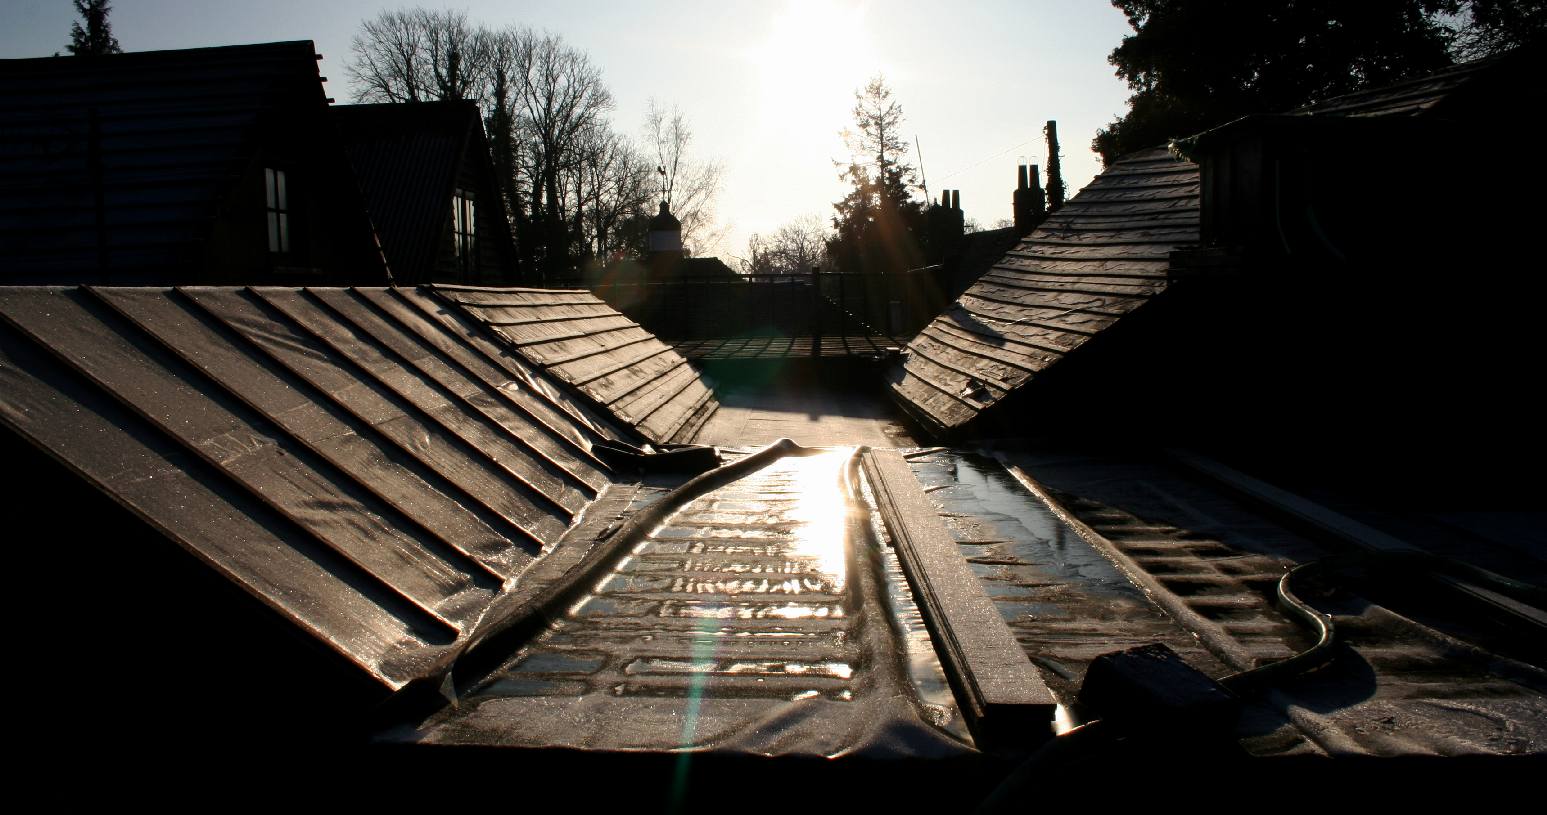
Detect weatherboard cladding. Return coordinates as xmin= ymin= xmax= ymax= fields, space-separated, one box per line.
xmin=888 ymin=147 xmax=1199 ymax=435
xmin=432 ymin=285 xmax=719 ymax=444
xmin=0 ymin=285 xmax=628 ymax=689
xmin=0 ymin=42 xmax=331 ymax=279
xmin=332 ymin=101 xmax=511 ymax=284
xmin=333 ymin=104 xmax=466 ymax=282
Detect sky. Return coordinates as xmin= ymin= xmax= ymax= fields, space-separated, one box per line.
xmin=2 ymin=0 xmax=1137 ymax=262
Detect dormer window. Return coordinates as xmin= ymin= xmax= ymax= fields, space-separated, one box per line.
xmin=452 ymin=189 xmax=475 ymax=268
xmin=265 ymin=168 xmax=290 ymax=254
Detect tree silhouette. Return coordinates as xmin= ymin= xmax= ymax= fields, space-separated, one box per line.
xmin=829 ymin=77 xmax=925 ymax=275
xmin=1093 ymin=0 xmax=1457 ymax=163
xmin=67 ymin=0 xmax=121 ymax=56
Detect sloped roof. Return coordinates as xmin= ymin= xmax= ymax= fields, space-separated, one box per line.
xmin=332 ymin=101 xmax=504 ymax=281
xmin=0 ymin=42 xmax=333 ymax=280
xmin=887 ymin=147 xmax=1199 ymax=436
xmin=432 ymin=285 xmax=719 ymax=444
xmin=1294 ymin=53 xmax=1503 ymax=118
xmin=0 ymin=284 xmax=623 ymax=689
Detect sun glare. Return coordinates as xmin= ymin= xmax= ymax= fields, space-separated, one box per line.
xmin=783 ymin=449 xmax=854 ymax=590
xmin=750 ymin=1 xmax=878 ymax=141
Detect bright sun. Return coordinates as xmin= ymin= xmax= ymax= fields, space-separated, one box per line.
xmin=750 ymin=0 xmax=879 ymax=141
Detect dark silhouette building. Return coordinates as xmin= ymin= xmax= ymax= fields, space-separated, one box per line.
xmin=332 ymin=101 xmax=515 ymax=285
xmin=0 ymin=41 xmax=387 ymax=284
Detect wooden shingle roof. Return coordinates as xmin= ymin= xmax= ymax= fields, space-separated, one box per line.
xmin=0 ymin=285 xmax=623 ymax=689
xmin=887 ymin=147 xmax=1199 ymax=436
xmin=1294 ymin=54 xmax=1502 ymax=119
xmin=432 ymin=285 xmax=719 ymax=444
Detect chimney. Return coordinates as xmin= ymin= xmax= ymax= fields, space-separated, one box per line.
xmin=928 ymin=190 xmax=966 ymax=263
xmin=1013 ymin=164 xmax=1047 ymax=234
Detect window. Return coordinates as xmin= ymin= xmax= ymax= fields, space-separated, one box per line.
xmin=452 ymin=189 xmax=476 ymax=269
xmin=265 ymin=168 xmax=289 ymax=254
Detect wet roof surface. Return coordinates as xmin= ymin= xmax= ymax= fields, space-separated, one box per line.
xmin=889 ymin=147 xmax=1199 ymax=436
xmin=0 ymin=285 xmax=621 ymax=688
xmin=434 ymin=285 xmax=719 ymax=444
xmin=399 ymin=447 xmax=972 ymax=755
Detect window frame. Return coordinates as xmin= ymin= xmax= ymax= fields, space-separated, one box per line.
xmin=265 ymin=167 xmax=291 ymax=255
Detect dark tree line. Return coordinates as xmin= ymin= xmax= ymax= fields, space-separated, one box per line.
xmin=1095 ymin=0 xmax=1547 ymax=163
xmin=347 ymin=9 xmax=721 ymax=282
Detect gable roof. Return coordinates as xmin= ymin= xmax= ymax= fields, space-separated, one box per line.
xmin=432 ymin=285 xmax=719 ymax=444
xmin=332 ymin=101 xmax=511 ymax=282
xmin=0 ymin=42 xmax=344 ymax=281
xmin=0 ymin=284 xmax=623 ymax=689
xmin=887 ymin=147 xmax=1200 ymax=437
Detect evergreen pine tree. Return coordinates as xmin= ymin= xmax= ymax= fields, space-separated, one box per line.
xmin=67 ymin=0 xmax=122 ymax=57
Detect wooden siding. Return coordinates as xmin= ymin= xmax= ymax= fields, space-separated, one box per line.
xmin=432 ymin=285 xmax=719 ymax=445
xmin=0 ymin=285 xmax=623 ymax=690
xmin=888 ymin=148 xmax=1200 ymax=436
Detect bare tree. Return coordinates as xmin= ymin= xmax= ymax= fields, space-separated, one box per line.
xmin=346 ymin=9 xmax=665 ymax=280
xmin=348 ymin=10 xmax=431 ymax=102
xmin=644 ymin=101 xmax=724 ymax=256
xmin=740 ymin=215 xmax=830 ymax=276
xmin=573 ymin=127 xmax=654 ymax=259
xmin=510 ymin=31 xmax=614 ymax=279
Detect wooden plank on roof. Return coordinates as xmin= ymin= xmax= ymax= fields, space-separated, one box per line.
xmin=537 ymin=326 xmax=655 ymax=366
xmin=906 ymin=333 xmax=1029 ymax=394
xmin=668 ymin=389 xmax=719 ymax=444
xmin=1007 ymin=243 xmax=1179 ymax=262
xmin=358 ymin=288 xmax=607 ymax=456
xmin=430 ymin=286 xmax=717 ymax=445
xmin=1081 ymin=170 xmax=1200 ymax=189
xmin=252 ymin=287 xmax=590 ymax=521
xmin=886 ymin=367 xmax=975 ymax=431
xmin=553 ymin=336 xmax=673 ymax=386
xmin=946 ymin=298 xmax=1107 ymax=344
xmin=1078 ymin=182 xmax=1200 ymax=201
xmin=91 ymin=287 xmax=527 ymax=580
xmin=492 ymin=314 xmax=638 ymax=349
xmin=927 ymin=320 xmax=1065 ymax=368
xmin=181 ymin=287 xmax=568 ymax=550
xmin=967 ymin=281 xmax=1149 ymax=317
xmin=1055 ymin=198 xmax=1199 ymax=216
xmin=862 ymin=448 xmax=1057 ymax=734
xmin=0 ymin=331 xmax=433 ymax=689
xmin=612 ymin=360 xmax=698 ymax=427
xmin=307 ymin=288 xmax=607 ymax=495
xmin=466 ymin=302 xmax=621 ymax=326
xmin=915 ymin=326 xmax=1047 ymax=377
xmin=569 ymin=345 xmax=682 ymax=406
xmin=980 ymin=271 xmax=1166 ymax=299
xmin=900 ymin=349 xmax=1009 ymax=409
xmin=1031 ymin=228 xmax=1200 ymax=245
xmin=0 ymin=288 xmax=494 ymax=629
xmin=391 ymin=288 xmax=619 ymax=444
xmin=640 ymin=378 xmax=715 ymax=443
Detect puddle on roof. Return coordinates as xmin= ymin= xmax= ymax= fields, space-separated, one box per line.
xmin=423 ymin=448 xmax=971 ymax=756
xmin=908 ymin=450 xmax=1144 ymax=601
